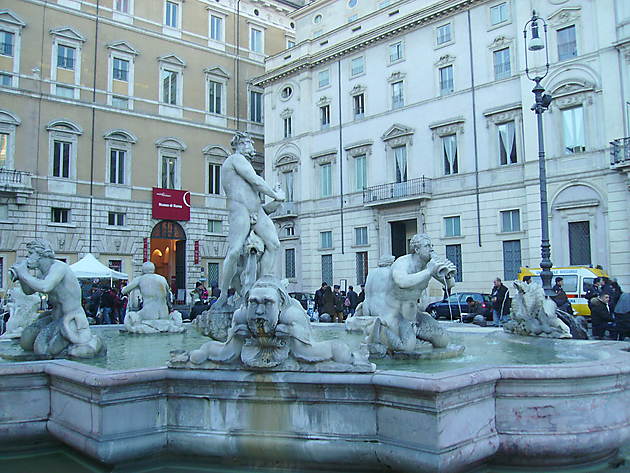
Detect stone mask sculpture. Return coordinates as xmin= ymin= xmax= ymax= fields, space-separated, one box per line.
xmin=8 ymin=239 xmax=104 ymax=358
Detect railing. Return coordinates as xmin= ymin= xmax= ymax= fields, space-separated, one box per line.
xmin=270 ymin=201 xmax=298 ymax=219
xmin=611 ymin=137 xmax=630 ymax=166
xmin=363 ymin=176 xmax=432 ymax=204
xmin=0 ymin=169 xmax=32 ymax=187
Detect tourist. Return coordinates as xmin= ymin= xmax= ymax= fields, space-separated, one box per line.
xmin=490 ymin=278 xmax=510 ymax=326
xmin=358 ymin=284 xmax=365 ymax=304
xmin=346 ymin=285 xmax=359 ymax=316
xmin=613 ymin=293 xmax=630 ymax=340
xmin=585 ymin=278 xmax=603 ymax=301
xmin=99 ymin=286 xmax=115 ymax=324
xmin=314 ymin=282 xmax=328 ymax=314
xmin=590 ymin=293 xmax=613 ymax=339
xmin=332 ymin=285 xmax=345 ymax=323
xmin=319 ymin=284 xmax=335 ymax=322
xmin=551 ymin=277 xmax=573 ymax=314
xmin=462 ymin=296 xmax=483 ymax=323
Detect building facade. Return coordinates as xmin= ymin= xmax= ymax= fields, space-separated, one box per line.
xmin=257 ymin=0 xmax=630 ymax=296
xmin=0 ymin=0 xmax=300 ymax=297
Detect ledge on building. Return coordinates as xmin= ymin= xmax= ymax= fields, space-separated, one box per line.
xmin=363 ymin=176 xmax=432 ymax=207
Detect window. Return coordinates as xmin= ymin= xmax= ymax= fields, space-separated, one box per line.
xmin=569 ymin=221 xmax=591 ymax=265
xmin=57 ymin=44 xmax=75 ymax=70
xmin=109 ymin=148 xmax=126 ymax=184
xmin=108 ymin=212 xmax=125 ymax=226
xmin=490 ymin=2 xmax=509 ymax=25
xmin=498 ymin=121 xmax=517 ymax=164
xmin=53 ymin=140 xmax=71 ymax=178
xmin=161 ymin=155 xmax=177 ymax=189
xmin=353 ymin=93 xmax=365 ymax=119
xmin=210 ymin=15 xmax=223 ymax=41
xmin=320 ymin=163 xmax=332 ymax=197
xmin=208 ymin=80 xmax=223 ymax=114
xmin=356 ymin=251 xmax=368 ymax=285
xmin=313 ymin=14 xmax=323 ymax=24
xmin=321 ymin=231 xmax=333 ymax=249
xmin=436 ymin=24 xmax=451 ymax=45
xmin=444 ymin=216 xmax=461 ymax=237
xmin=109 ymin=260 xmax=123 ymax=272
xmin=250 ymin=91 xmax=263 ymax=123
xmin=500 ymin=209 xmax=520 ymax=232
xmin=161 ymin=69 xmax=178 ymax=105
xmin=165 ymin=1 xmax=179 ymax=28
xmin=351 ymin=57 xmax=364 ymax=76
xmin=320 ymin=105 xmax=330 ymax=128
xmin=493 ymin=48 xmax=511 ymax=80
xmin=284 ymin=225 xmax=295 ymax=237
xmin=389 ymin=42 xmax=403 ymax=62
xmin=113 ymin=58 xmax=129 ymax=81
xmin=442 ymin=134 xmax=458 ymax=175
xmin=557 ymin=25 xmax=577 ymax=61
xmin=0 ymin=73 xmax=11 ymax=86
xmin=0 ymin=133 xmax=7 ymax=168
xmin=321 ymin=254 xmax=333 ymax=286
xmin=208 ymin=262 xmax=220 ymax=286
xmin=208 ymin=163 xmax=221 ymax=194
xmin=562 ymin=106 xmax=585 ymax=154
xmin=283 ymin=116 xmax=292 ymax=138
xmin=355 ymin=226 xmax=368 ymax=246
xmin=51 ymin=207 xmax=69 ymax=223
xmin=439 ymin=65 xmax=454 ymax=95
xmin=114 ymin=0 xmax=130 ymax=13
xmin=446 ymin=244 xmax=462 ymax=282
xmin=393 ymin=145 xmax=407 ymax=183
xmin=0 ymin=31 xmax=14 ymax=56
xmin=285 ymin=249 xmax=296 ymax=279
xmin=250 ymin=27 xmax=263 ymax=53
xmin=391 ymin=81 xmax=404 ymax=109
xmin=355 ymin=154 xmax=367 ymax=190
xmin=208 ymin=219 xmax=222 ymax=233
xmin=280 ymin=86 xmax=292 ymax=99
xmin=112 ymin=96 xmax=129 ymax=109
xmin=503 ymin=240 xmax=521 ymax=281
xmin=318 ymin=69 xmax=330 ymax=88
xmin=55 ymin=85 xmax=75 ymax=98
xmin=283 ymin=171 xmax=294 ymax=202
xmin=287 ymin=39 xmax=295 ymax=49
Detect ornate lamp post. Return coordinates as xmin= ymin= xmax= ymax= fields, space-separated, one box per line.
xmin=523 ymin=11 xmax=554 ymax=297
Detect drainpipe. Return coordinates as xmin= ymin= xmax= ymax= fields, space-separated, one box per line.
xmin=235 ymin=0 xmax=241 ymax=130
xmin=337 ymin=60 xmax=345 ymax=255
xmin=88 ymin=0 xmax=101 ymax=254
xmin=467 ymin=9 xmax=482 ymax=247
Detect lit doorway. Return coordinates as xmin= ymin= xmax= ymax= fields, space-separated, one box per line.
xmin=150 ymin=220 xmax=186 ymax=299
xmin=390 ymin=219 xmax=417 ymax=258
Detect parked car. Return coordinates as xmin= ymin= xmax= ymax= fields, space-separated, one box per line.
xmin=425 ymin=292 xmax=492 ymax=320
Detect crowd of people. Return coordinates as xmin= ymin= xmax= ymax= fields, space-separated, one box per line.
xmin=585 ymin=277 xmax=628 ymax=340
xmin=81 ymin=281 xmax=128 ymax=324
xmin=312 ymin=282 xmax=365 ymax=323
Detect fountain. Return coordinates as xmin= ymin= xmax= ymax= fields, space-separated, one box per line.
xmin=1 ymin=134 xmax=630 ymax=473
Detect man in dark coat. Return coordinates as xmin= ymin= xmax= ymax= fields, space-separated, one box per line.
xmin=585 ymin=278 xmax=602 ymax=302
xmin=346 ymin=285 xmax=359 ymax=316
xmin=490 ymin=278 xmax=510 ymax=326
xmin=552 ymin=277 xmax=573 ymax=314
xmin=590 ymin=293 xmax=613 ymax=339
xmin=357 ymin=284 xmax=365 ymax=304
xmin=332 ymin=285 xmax=345 ymax=323
xmin=319 ymin=284 xmax=335 ymax=322
xmin=314 ymin=282 xmax=328 ymax=314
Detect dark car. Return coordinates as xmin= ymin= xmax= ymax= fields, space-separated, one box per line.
xmin=425 ymin=292 xmax=492 ymax=320
xmin=289 ymin=292 xmax=315 ymax=311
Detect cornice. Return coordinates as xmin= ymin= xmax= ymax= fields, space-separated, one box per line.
xmin=254 ymin=0 xmax=483 ymax=87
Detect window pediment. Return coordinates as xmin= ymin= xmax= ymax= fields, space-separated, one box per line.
xmin=107 ymin=41 xmax=139 ymax=56
xmin=488 ymin=35 xmax=513 ymax=50
xmin=434 ymin=54 xmax=455 ymax=67
xmin=0 ymin=109 xmax=21 ymax=126
xmin=311 ymin=150 xmax=336 ymax=165
xmin=550 ymin=81 xmax=595 ymax=109
xmin=49 ymin=26 xmax=86 ymax=42
xmin=0 ymin=10 xmax=26 ymax=28
xmin=483 ymin=103 xmax=521 ymax=125
xmin=158 ymin=54 xmax=186 ymax=67
xmin=548 ymin=7 xmax=581 ymax=27
xmin=350 ymin=84 xmax=366 ymax=95
xmin=429 ymin=117 xmax=464 ymax=138
xmin=274 ymin=155 xmax=299 ymax=169
xmin=381 ymin=124 xmax=414 ymax=142
xmin=387 ymin=71 xmax=406 ymax=82
xmin=104 ymin=129 xmax=137 ymax=143
xmin=46 ymin=119 xmax=83 ymax=135
xmin=345 ymin=140 xmax=372 ymax=158
xmin=204 ymin=66 xmax=230 ymax=79
xmin=156 ymin=137 xmax=186 ymax=151
xmin=280 ymin=108 xmax=293 ymax=119
xmin=202 ymin=145 xmax=228 ymax=157
xmin=316 ymin=96 xmax=331 ymax=107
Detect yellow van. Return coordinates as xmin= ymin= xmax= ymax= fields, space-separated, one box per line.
xmin=517 ymin=266 xmax=609 ymax=316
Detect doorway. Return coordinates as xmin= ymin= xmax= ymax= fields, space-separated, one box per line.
xmin=150 ymin=220 xmax=186 ymax=298
xmin=390 ymin=219 xmax=417 ymax=258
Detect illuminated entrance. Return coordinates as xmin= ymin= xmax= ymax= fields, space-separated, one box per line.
xmin=150 ymin=220 xmax=186 ymax=297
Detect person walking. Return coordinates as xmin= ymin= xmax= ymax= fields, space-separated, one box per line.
xmin=346 ymin=285 xmax=359 ymax=316
xmin=314 ymin=282 xmax=328 ymax=315
xmin=490 ymin=278 xmax=510 ymax=326
xmin=357 ymin=284 xmax=365 ymax=304
xmin=590 ymin=293 xmax=613 ymax=339
xmin=99 ymin=286 xmax=115 ymax=325
xmin=319 ymin=284 xmax=335 ymax=322
xmin=332 ymin=285 xmax=345 ymax=323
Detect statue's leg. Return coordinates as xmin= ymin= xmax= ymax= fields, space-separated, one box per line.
xmin=219 ymin=208 xmax=250 ymax=299
xmin=254 ymin=212 xmax=281 ymax=276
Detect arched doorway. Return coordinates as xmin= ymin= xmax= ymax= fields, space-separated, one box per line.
xmin=150 ymin=221 xmax=186 ymax=297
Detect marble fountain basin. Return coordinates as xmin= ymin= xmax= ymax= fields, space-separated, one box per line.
xmin=1 ymin=323 xmax=630 ymax=473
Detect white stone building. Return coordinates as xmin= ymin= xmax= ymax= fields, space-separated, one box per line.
xmin=256 ymin=0 xmax=630 ymax=295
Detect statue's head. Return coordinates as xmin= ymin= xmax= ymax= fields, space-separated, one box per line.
xmin=141 ymin=261 xmax=156 ymax=274
xmin=25 ymin=239 xmax=55 ymax=268
xmin=230 ymin=131 xmax=256 ymax=157
xmin=244 ymin=275 xmax=288 ymax=336
xmin=409 ymin=233 xmax=434 ymax=261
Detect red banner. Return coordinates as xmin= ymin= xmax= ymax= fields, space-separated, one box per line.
xmin=194 ymin=240 xmax=200 ymax=264
xmin=143 ymin=238 xmax=148 ymax=262
xmin=152 ymin=187 xmax=191 ymax=221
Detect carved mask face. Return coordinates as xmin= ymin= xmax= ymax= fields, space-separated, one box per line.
xmin=246 ymin=287 xmax=280 ymax=336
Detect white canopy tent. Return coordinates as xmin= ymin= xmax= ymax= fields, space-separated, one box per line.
xmin=70 ymin=253 xmax=128 ymax=281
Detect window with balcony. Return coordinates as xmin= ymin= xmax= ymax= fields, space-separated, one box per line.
xmin=439 ymin=65 xmax=454 ymax=95
xmin=393 ymin=145 xmax=407 ymax=183
xmin=500 ymin=209 xmax=520 ymax=233
xmin=557 ymin=25 xmax=577 ymax=61
xmin=442 ymin=134 xmax=458 ymax=175
xmin=108 ymin=211 xmax=125 ymax=226
xmin=562 ymin=105 xmax=585 ymax=154
xmin=493 ymin=47 xmax=511 ymax=80
xmin=444 ymin=216 xmax=461 ymax=237
xmin=0 ymin=133 xmax=7 ymax=168
xmin=436 ymin=23 xmax=451 ymax=45
xmin=498 ymin=121 xmax=517 ymax=164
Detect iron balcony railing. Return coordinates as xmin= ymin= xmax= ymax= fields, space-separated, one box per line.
xmin=611 ymin=137 xmax=630 ymax=166
xmin=363 ymin=176 xmax=432 ymax=204
xmin=0 ymin=168 xmax=32 ymax=187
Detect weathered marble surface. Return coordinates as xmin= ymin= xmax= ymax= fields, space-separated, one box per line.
xmin=349 ymin=233 xmax=458 ymax=358
xmin=122 ymin=262 xmax=184 ymax=334
xmin=503 ymin=281 xmax=572 ymax=339
xmin=8 ymin=239 xmax=104 ymax=358
xmin=192 ymin=304 xmax=235 ymax=341
xmin=172 ymin=275 xmax=374 ymax=372
xmin=0 ymin=286 xmax=41 ymax=339
xmin=1 ymin=337 xmax=630 ymax=472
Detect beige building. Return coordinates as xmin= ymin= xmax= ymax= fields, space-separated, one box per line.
xmin=0 ymin=0 xmax=301 ymax=297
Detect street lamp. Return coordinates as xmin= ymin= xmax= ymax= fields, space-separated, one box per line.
xmin=523 ymin=11 xmax=555 ymax=297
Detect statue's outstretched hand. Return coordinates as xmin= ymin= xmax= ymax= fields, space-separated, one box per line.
xmin=273 ymin=185 xmax=286 ymax=202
